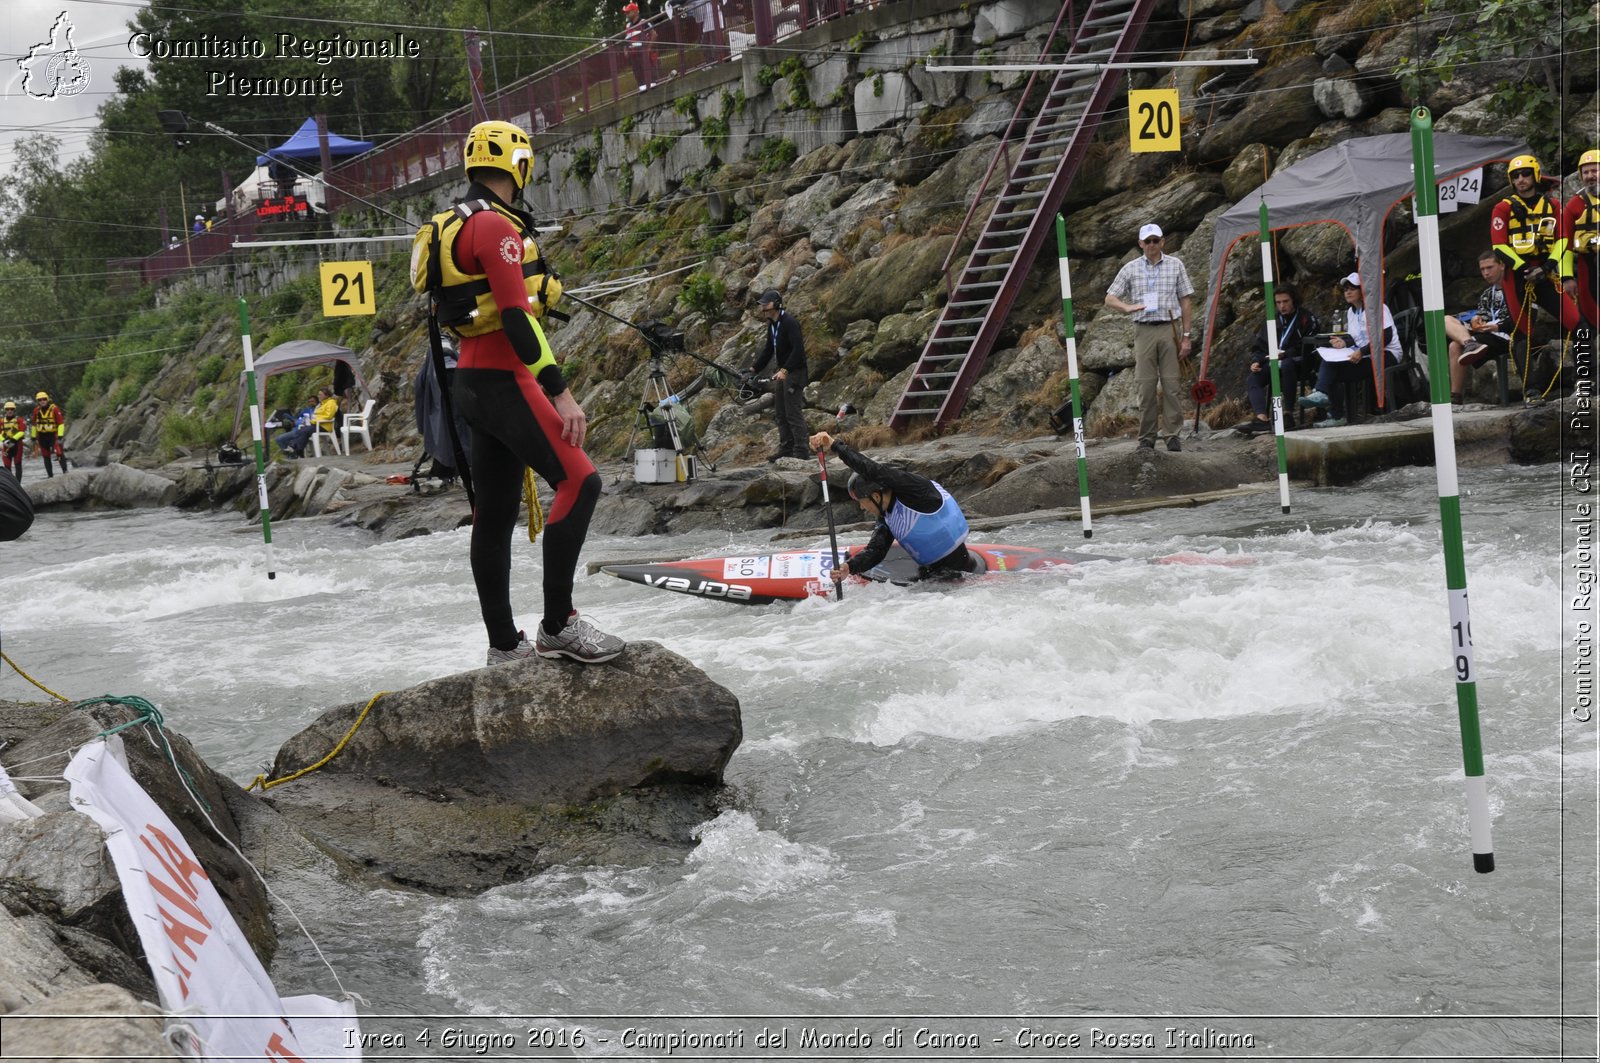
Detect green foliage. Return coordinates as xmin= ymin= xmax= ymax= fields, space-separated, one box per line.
xmin=1394 ymin=0 xmax=1590 ymax=162
xmin=620 ymin=214 xmax=667 ymax=252
xmin=196 ymin=354 xmax=226 ymax=383
xmin=637 ymin=134 xmax=677 ymax=168
xmin=678 ymin=272 xmax=727 ymax=315
xmin=162 ymin=407 xmax=235 ymax=451
xmin=701 ymin=228 xmax=737 ymax=256
xmin=570 ymin=146 xmax=599 ymax=185
xmin=756 ymin=64 xmax=781 ymax=88
xmin=110 ymin=379 xmax=142 ymax=409
xmin=720 ymin=88 xmax=747 ymax=118
xmin=872 ymin=73 xmax=885 ymax=98
xmin=619 ymin=114 xmax=636 ymax=135
xmin=673 ymin=95 xmax=698 ymax=121
xmin=702 ymin=115 xmax=730 ymax=153
xmin=778 ymin=57 xmax=811 ymax=109
xmin=755 ymin=138 xmax=799 ymax=173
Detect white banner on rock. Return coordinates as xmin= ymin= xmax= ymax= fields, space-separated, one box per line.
xmin=0 ymin=758 xmax=44 ymax=821
xmin=65 ymin=738 xmax=361 ymax=1062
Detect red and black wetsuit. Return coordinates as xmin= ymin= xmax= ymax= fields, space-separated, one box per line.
xmin=451 ymin=183 xmax=601 ymax=649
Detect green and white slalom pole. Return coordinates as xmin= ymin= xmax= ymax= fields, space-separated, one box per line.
xmin=238 ymin=298 xmax=277 ymax=580
xmin=1257 ymin=200 xmax=1292 ymax=513
xmin=1412 ymin=106 xmax=1492 ymax=873
xmin=1054 ymin=214 xmax=1092 ymax=538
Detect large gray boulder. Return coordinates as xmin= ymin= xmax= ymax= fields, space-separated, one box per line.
xmin=0 ymin=905 xmax=95 ymax=1011
xmin=1 ymin=982 xmax=178 ymax=1059
xmin=0 ymin=700 xmax=275 ymax=968
xmin=1196 ymin=56 xmax=1326 ymax=165
xmin=262 ymin=642 xmax=742 ymax=892
xmin=824 ymin=234 xmax=953 ymax=330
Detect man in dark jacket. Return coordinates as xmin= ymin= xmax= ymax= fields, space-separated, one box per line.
xmin=747 ymin=288 xmax=810 ymax=461
xmin=810 ymin=430 xmax=975 ymax=582
xmin=1234 ymin=285 xmax=1318 ymax=434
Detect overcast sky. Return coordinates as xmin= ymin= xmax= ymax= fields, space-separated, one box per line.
xmin=1 ymin=0 xmax=149 ymax=176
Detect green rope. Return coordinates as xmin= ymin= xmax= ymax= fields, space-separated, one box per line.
xmin=72 ymin=695 xmax=211 ymax=813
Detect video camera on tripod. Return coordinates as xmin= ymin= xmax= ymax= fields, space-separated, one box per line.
xmin=630 ymin=319 xmax=728 ymax=485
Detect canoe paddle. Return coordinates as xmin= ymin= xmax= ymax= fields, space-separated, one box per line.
xmin=816 ymin=447 xmax=844 ymax=600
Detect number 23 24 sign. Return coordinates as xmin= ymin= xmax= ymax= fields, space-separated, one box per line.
xmin=319 ymin=260 xmax=376 ymax=317
xmin=1129 ymin=89 xmax=1180 ymax=153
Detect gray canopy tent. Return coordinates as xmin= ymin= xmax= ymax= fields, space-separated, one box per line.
xmin=1199 ymin=132 xmax=1527 ymax=404
xmin=231 ymin=339 xmax=369 ymax=439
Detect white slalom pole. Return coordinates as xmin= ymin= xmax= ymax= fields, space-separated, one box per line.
xmin=238 ymin=299 xmax=277 ymax=580
xmin=1257 ymin=200 xmax=1292 ymax=513
xmin=1412 ymin=107 xmax=1493 ymax=873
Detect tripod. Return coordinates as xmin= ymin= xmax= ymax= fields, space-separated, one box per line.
xmin=625 ymin=357 xmax=717 ymax=478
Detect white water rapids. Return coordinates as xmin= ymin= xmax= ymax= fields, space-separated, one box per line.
xmin=0 ymin=461 xmax=1592 ymax=1059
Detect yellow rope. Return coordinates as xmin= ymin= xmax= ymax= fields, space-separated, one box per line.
xmin=1 ymin=651 xmax=72 ymax=703
xmin=523 ymin=466 xmax=544 ymax=543
xmin=246 ymin=690 xmax=387 ymax=792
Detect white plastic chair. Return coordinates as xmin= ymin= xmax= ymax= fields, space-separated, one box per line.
xmin=341 ymin=398 xmax=376 ymax=454
xmin=309 ymin=421 xmax=341 ymax=457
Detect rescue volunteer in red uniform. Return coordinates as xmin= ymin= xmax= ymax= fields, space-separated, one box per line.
xmin=433 ymin=120 xmax=624 ymax=666
xmin=1490 ymin=155 xmax=1584 ymax=381
xmin=0 ymin=402 xmax=27 ymax=481
xmin=28 ymin=391 xmax=66 ymax=479
xmin=1563 ymin=148 xmax=1600 ymax=331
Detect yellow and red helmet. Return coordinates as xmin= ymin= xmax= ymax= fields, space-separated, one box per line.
xmin=1508 ymin=154 xmax=1542 ymax=182
xmin=463 ymin=120 xmax=533 ymax=191
xmin=1581 ymin=149 xmax=1600 ymax=170
xmin=34 ymin=391 xmax=48 ymax=402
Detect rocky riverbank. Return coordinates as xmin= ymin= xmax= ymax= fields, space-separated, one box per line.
xmin=0 ymin=643 xmax=740 ymax=1051
xmin=17 ymin=397 xmax=1581 ymax=544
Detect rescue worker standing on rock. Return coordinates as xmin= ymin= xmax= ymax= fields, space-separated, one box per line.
xmin=0 ymin=402 xmax=27 ymax=482
xmin=426 ymin=119 xmax=624 ymax=666
xmin=1490 ymin=155 xmax=1584 ymax=383
xmin=28 ymin=391 xmax=66 ymax=479
xmin=1562 ymin=148 xmax=1600 ymax=337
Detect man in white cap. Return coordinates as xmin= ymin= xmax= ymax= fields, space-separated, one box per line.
xmin=192 ymin=213 xmax=205 ymax=235
xmin=1104 ymin=222 xmax=1195 ymax=451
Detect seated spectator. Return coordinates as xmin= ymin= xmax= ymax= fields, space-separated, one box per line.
xmin=273 ymin=388 xmax=337 ymax=458
xmin=1442 ymin=250 xmax=1513 ymax=405
xmin=1234 ymin=284 xmax=1319 ymax=435
xmin=1299 ymin=273 xmax=1401 ymax=428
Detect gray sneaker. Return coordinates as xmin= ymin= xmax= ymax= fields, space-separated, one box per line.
xmin=487 ymin=631 xmax=536 ymax=666
xmin=535 ymin=614 xmax=624 ymax=663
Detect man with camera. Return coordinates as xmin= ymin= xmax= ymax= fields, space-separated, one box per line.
xmin=746 ymin=288 xmax=810 ymax=462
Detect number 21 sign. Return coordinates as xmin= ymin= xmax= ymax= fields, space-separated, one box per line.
xmin=319 ymin=261 xmax=376 ymax=317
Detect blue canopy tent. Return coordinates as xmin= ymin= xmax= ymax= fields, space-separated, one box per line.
xmin=256 ymin=117 xmax=374 ymax=165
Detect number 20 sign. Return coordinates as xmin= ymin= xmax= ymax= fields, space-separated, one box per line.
xmin=319 ymin=260 xmax=376 ymax=317
xmin=1129 ymin=89 xmax=1180 ymax=153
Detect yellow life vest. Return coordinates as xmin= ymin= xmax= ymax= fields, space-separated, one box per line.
xmin=411 ymin=199 xmax=564 ymax=338
xmin=0 ymin=416 xmax=25 ymax=441
xmin=1571 ymin=191 xmax=1600 ymax=257
xmin=1503 ymin=193 xmax=1559 ymax=259
xmin=30 ymin=404 xmax=62 ymax=436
